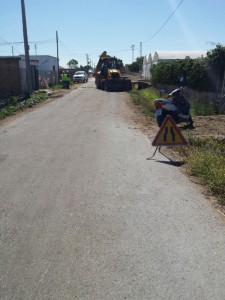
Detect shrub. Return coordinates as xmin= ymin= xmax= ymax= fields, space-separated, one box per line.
xmin=8 ymin=96 xmax=17 ymax=106
xmin=0 ymin=93 xmax=48 ymax=120
xmin=151 ymin=58 xmax=213 ymax=92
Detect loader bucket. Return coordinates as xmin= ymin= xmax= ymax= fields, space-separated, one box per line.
xmin=104 ymin=78 xmax=132 ymax=92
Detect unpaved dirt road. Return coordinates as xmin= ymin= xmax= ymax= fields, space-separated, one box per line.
xmin=1 ymin=79 xmax=225 ymax=300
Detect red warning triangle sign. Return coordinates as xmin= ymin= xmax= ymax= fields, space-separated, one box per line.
xmin=152 ymin=115 xmax=187 ymax=146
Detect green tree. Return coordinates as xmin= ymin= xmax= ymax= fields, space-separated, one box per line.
xmin=207 ymin=44 xmax=225 ymax=92
xmin=67 ymin=59 xmax=78 ymax=69
xmin=127 ymin=57 xmax=144 ymax=72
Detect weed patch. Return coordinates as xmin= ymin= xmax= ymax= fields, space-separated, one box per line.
xmin=190 ymin=99 xmax=216 ymax=116
xmin=130 ymin=88 xmax=159 ymax=116
xmin=184 ymin=137 xmax=225 ymax=205
xmin=0 ymin=93 xmax=48 ymax=121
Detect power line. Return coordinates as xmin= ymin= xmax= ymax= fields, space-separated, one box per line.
xmin=0 ymin=37 xmax=22 ymax=47
xmin=1 ymin=1 xmax=184 ymax=63
xmin=58 ymin=38 xmax=80 ymax=57
xmin=59 ymin=37 xmax=138 ymax=57
xmin=142 ymin=0 xmax=184 ymax=44
xmin=0 ymin=36 xmax=56 ymax=57
xmin=0 ymin=34 xmax=135 ymax=60
xmin=0 ymin=37 xmax=55 ymax=46
xmin=0 ymin=37 xmax=23 ymax=54
xmin=29 ymin=39 xmax=55 ymax=45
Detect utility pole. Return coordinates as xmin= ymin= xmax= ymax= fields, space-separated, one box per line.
xmin=139 ymin=42 xmax=143 ymax=75
xmin=21 ymin=0 xmax=31 ymax=97
xmin=140 ymin=42 xmax=142 ymax=58
xmin=86 ymin=54 xmax=90 ymax=65
xmin=34 ymin=44 xmax=37 ymax=55
xmin=12 ymin=46 xmax=14 ymax=57
xmin=131 ymin=44 xmax=135 ymax=63
xmin=56 ymin=31 xmax=60 ymax=83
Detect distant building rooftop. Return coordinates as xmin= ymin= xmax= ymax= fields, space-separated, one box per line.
xmin=153 ymin=51 xmax=207 ymax=63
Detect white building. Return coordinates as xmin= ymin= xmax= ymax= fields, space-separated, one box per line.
xmin=20 ymin=55 xmax=59 ymax=84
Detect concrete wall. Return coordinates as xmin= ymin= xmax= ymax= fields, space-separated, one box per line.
xmin=29 ymin=55 xmax=58 ymax=85
xmin=28 ymin=55 xmax=58 ymax=73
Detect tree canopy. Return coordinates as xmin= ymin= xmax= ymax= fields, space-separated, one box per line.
xmin=67 ymin=59 xmax=78 ymax=69
xmin=126 ymin=57 xmax=144 ymax=72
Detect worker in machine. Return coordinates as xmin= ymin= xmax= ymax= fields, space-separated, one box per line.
xmin=101 ymin=60 xmax=109 ymax=77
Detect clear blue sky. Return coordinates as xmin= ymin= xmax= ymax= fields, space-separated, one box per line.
xmin=0 ymin=0 xmax=225 ymax=67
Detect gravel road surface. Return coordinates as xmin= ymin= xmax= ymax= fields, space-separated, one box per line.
xmin=1 ymin=79 xmax=225 ymax=299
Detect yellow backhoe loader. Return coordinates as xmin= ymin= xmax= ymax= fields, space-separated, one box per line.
xmin=93 ymin=51 xmax=132 ymax=92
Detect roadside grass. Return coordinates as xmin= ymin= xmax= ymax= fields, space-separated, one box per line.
xmin=190 ymin=98 xmax=216 ymax=116
xmin=184 ymin=137 xmax=225 ymax=206
xmin=0 ymin=82 xmax=76 ymax=121
xmin=50 ymin=83 xmax=62 ymax=89
xmin=130 ymin=87 xmax=225 ymax=206
xmin=0 ymin=92 xmax=48 ymax=121
xmin=130 ymin=88 xmax=158 ymax=116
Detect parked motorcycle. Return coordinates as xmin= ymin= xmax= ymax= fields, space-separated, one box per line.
xmin=154 ymin=88 xmax=194 ymax=128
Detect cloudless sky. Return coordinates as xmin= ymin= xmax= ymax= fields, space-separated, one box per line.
xmin=0 ymin=0 xmax=225 ymax=67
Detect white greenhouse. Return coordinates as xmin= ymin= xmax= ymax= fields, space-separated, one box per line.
xmin=142 ymin=50 xmax=207 ymax=80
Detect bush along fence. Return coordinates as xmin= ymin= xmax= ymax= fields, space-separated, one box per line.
xmin=148 ymin=45 xmax=225 ymax=114
xmin=153 ymin=83 xmax=224 ymax=115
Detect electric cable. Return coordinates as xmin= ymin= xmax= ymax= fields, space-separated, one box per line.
xmin=142 ymin=0 xmax=184 ymax=44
